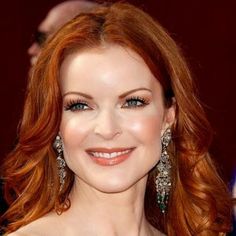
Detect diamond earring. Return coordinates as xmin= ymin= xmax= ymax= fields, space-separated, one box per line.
xmin=53 ymin=135 xmax=67 ymax=191
xmin=156 ymin=128 xmax=172 ymax=213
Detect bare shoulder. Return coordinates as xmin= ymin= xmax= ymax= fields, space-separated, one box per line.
xmin=7 ymin=213 xmax=61 ymax=236
xmin=7 ymin=232 xmax=26 ymax=236
xmin=7 ymin=231 xmax=33 ymax=236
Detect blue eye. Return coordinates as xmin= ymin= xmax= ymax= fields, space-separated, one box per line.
xmin=65 ymin=100 xmax=90 ymax=112
xmin=122 ymin=96 xmax=149 ymax=108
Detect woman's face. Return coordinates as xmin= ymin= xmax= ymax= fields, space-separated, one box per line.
xmin=59 ymin=44 xmax=175 ymax=193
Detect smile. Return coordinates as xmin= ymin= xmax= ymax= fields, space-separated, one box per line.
xmin=90 ymin=149 xmax=131 ymax=159
xmin=86 ymin=148 xmax=135 ymax=166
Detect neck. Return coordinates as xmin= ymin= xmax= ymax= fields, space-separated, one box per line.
xmin=58 ymin=176 xmax=160 ymax=236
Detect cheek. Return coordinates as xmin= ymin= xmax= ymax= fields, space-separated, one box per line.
xmin=59 ymin=115 xmax=90 ymax=146
xmin=126 ymin=115 xmax=163 ymax=144
xmin=126 ymin=114 xmax=163 ymax=169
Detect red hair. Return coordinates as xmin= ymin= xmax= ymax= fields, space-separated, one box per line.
xmin=1 ymin=2 xmax=232 ymax=235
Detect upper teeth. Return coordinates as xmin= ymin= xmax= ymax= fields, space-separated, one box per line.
xmin=90 ymin=149 xmax=131 ymax=159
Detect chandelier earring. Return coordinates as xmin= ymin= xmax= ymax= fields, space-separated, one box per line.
xmin=156 ymin=128 xmax=172 ymax=213
xmin=53 ymin=135 xmax=67 ymax=191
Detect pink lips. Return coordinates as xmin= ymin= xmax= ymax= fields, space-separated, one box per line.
xmin=86 ymin=147 xmax=135 ymax=166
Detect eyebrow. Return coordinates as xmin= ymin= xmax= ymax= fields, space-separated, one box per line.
xmin=62 ymin=88 xmax=152 ymax=100
xmin=119 ymin=88 xmax=152 ymax=99
xmin=62 ymin=92 xmax=93 ymax=99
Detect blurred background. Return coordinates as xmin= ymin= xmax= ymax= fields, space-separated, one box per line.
xmin=0 ymin=0 xmax=235 ymax=201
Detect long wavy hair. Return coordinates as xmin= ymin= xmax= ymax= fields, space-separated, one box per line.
xmin=1 ymin=2 xmax=232 ymax=235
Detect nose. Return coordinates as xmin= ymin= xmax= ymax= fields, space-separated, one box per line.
xmin=28 ymin=42 xmax=41 ymax=56
xmin=94 ymin=109 xmax=122 ymax=140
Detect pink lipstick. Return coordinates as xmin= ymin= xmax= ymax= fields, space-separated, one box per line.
xmin=86 ymin=147 xmax=135 ymax=166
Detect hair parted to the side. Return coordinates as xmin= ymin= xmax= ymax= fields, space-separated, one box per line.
xmin=1 ymin=2 xmax=232 ymax=235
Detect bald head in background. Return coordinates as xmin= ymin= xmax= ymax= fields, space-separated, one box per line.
xmin=28 ymin=0 xmax=98 ymax=65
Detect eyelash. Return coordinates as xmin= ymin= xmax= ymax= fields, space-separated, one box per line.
xmin=122 ymin=96 xmax=150 ymax=108
xmin=64 ymin=96 xmax=150 ymax=112
xmin=64 ymin=99 xmax=90 ymax=111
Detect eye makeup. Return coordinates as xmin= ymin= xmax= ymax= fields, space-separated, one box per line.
xmin=122 ymin=96 xmax=150 ymax=108
xmin=63 ymin=93 xmax=151 ymax=112
xmin=64 ymin=99 xmax=90 ymax=112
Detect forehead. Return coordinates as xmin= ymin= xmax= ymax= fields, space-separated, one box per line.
xmin=59 ymin=44 xmax=162 ymax=94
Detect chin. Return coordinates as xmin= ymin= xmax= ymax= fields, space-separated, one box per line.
xmin=87 ymin=171 xmax=148 ymax=194
xmin=96 ymin=180 xmax=133 ymax=194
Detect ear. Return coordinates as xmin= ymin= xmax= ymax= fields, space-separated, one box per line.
xmin=161 ymin=98 xmax=176 ymax=136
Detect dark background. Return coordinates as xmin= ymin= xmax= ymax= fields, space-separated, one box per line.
xmin=0 ymin=0 xmax=235 ymax=184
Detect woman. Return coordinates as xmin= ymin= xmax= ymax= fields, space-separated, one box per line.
xmin=1 ymin=2 xmax=232 ymax=235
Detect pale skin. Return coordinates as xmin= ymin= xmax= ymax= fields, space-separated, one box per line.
xmin=10 ymin=45 xmax=175 ymax=236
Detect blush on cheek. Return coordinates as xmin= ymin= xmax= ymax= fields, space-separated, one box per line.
xmin=60 ymin=117 xmax=89 ymax=146
xmin=128 ymin=115 xmax=163 ymax=143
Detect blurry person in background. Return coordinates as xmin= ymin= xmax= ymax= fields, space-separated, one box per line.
xmin=28 ymin=0 xmax=98 ymax=65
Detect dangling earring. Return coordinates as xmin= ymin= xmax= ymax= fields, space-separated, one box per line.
xmin=54 ymin=135 xmax=67 ymax=191
xmin=156 ymin=128 xmax=172 ymax=213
